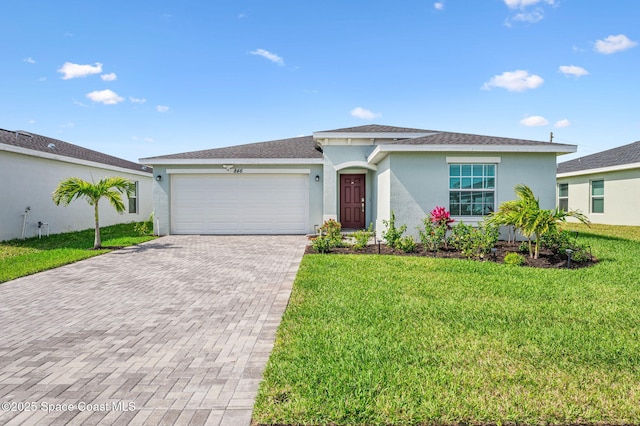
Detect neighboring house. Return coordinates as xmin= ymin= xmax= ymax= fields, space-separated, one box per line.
xmin=557 ymin=141 xmax=640 ymax=226
xmin=140 ymin=124 xmax=576 ymax=238
xmin=0 ymin=128 xmax=153 ymax=242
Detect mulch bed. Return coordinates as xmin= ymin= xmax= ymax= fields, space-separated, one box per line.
xmin=305 ymin=240 xmax=597 ymax=269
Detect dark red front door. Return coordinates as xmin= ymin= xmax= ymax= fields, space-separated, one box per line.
xmin=340 ymin=174 xmax=365 ymax=229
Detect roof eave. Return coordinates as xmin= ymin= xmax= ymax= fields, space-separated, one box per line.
xmin=557 ymin=161 xmax=640 ymax=178
xmin=367 ymin=144 xmax=577 ymax=165
xmin=1 ymin=142 xmax=152 ymax=176
xmin=139 ymin=157 xmax=324 ymax=166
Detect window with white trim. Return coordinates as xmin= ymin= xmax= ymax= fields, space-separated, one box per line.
xmin=558 ymin=183 xmax=569 ymax=211
xmin=590 ymin=180 xmax=604 ymax=214
xmin=129 ymin=181 xmax=138 ymax=214
xmin=449 ymin=164 xmax=495 ymax=216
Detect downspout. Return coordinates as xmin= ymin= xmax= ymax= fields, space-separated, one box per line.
xmin=21 ymin=207 xmax=30 ymax=239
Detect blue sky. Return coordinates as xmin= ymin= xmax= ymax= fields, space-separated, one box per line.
xmin=1 ymin=0 xmax=638 ymax=163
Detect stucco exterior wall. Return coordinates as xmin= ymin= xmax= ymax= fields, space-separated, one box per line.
xmin=151 ymin=164 xmax=323 ymax=235
xmin=499 ymin=152 xmax=559 ymax=210
xmin=0 ymin=151 xmax=152 ymax=242
xmin=382 ymin=151 xmax=559 ymax=239
xmin=374 ymin=156 xmax=391 ymax=238
xmin=557 ymin=168 xmax=640 ymax=226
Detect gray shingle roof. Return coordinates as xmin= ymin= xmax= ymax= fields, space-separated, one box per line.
xmin=390 ymin=131 xmax=574 ymax=147
xmin=0 ymin=128 xmax=151 ymax=174
xmin=142 ymin=125 xmax=576 ymax=161
xmin=317 ymin=124 xmax=435 ymax=133
xmin=142 ymin=136 xmax=323 ymax=160
xmin=557 ymin=141 xmax=640 ymax=174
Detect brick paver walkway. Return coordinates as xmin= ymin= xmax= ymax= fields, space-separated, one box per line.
xmin=0 ymin=235 xmax=307 ymax=425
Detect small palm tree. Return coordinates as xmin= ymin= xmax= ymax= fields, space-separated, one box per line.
xmin=52 ymin=176 xmax=134 ymax=249
xmin=489 ymin=184 xmax=590 ymax=259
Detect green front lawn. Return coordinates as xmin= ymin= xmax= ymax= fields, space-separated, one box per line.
xmin=254 ymin=224 xmax=640 ymax=425
xmin=0 ymin=222 xmax=156 ymax=283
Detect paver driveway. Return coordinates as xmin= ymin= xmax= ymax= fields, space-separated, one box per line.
xmin=0 ymin=235 xmax=307 ymax=425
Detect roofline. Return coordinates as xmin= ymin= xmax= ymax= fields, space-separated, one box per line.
xmin=313 ymin=131 xmax=435 ymax=141
xmin=557 ymin=161 xmax=640 ymax=178
xmin=367 ymin=143 xmax=577 ymax=164
xmin=1 ymin=143 xmax=152 ymax=177
xmin=139 ymin=157 xmax=324 ymax=166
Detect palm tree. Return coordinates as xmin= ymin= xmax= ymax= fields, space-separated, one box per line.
xmin=487 ymin=184 xmax=538 ymax=247
xmin=525 ymin=207 xmax=590 ymax=259
xmin=489 ymin=184 xmax=590 ymax=259
xmin=52 ymin=177 xmax=134 ymax=249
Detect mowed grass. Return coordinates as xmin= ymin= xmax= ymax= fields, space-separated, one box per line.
xmin=254 ymin=224 xmax=640 ymax=425
xmin=0 ymin=222 xmax=156 ymax=283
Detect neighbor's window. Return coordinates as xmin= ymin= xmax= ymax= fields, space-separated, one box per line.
xmin=449 ymin=164 xmax=495 ymax=216
xmin=558 ymin=183 xmax=569 ymax=211
xmin=591 ymin=179 xmax=604 ymax=214
xmin=129 ymin=181 xmax=138 ymax=214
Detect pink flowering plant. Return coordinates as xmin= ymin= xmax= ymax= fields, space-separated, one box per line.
xmin=419 ymin=206 xmax=454 ymax=252
xmin=430 ymin=206 xmax=455 ymax=229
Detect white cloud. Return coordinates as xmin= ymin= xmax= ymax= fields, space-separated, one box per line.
xmin=86 ymin=89 xmax=124 ymax=105
xmin=238 ymin=13 xmax=247 ymax=19
xmin=594 ymin=34 xmax=638 ymax=54
xmin=58 ymin=62 xmax=103 ymax=80
xmin=130 ymin=96 xmax=147 ymax=104
xmin=156 ymin=105 xmax=170 ymax=113
xmin=144 ymin=137 xmax=154 ymax=143
xmin=504 ymin=0 xmax=554 ymax=9
xmin=434 ymin=2 xmax=444 ymax=10
xmin=511 ymin=10 xmax=544 ymax=23
xmin=28 ymin=119 xmax=36 ymax=124
xmin=555 ymin=119 xmax=571 ymax=128
xmin=24 ymin=57 xmax=36 ymax=64
xmin=520 ymin=116 xmax=548 ymax=127
xmin=350 ymin=107 xmax=382 ymax=121
xmin=503 ymin=0 xmax=554 ymax=26
xmin=101 ymin=72 xmax=117 ymax=81
xmin=559 ymin=65 xmax=589 ymax=77
xmin=73 ymin=99 xmax=89 ymax=108
xmin=482 ymin=70 xmax=544 ymax=92
xmin=59 ymin=122 xmax=75 ymax=129
xmin=250 ymin=49 xmax=285 ymax=66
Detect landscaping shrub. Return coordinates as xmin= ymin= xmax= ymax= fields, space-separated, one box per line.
xmin=504 ymin=252 xmax=526 ymax=266
xmin=418 ymin=206 xmax=453 ymax=253
xmin=449 ymin=220 xmax=499 ymax=259
xmin=311 ymin=235 xmax=333 ymax=254
xmin=540 ymin=228 xmax=592 ymax=263
xmin=351 ymin=223 xmax=375 ymax=250
xmin=382 ymin=211 xmax=407 ymax=250
xmin=397 ymin=235 xmax=417 ymax=253
xmin=319 ymin=219 xmax=344 ymax=247
xmin=419 ymin=218 xmax=445 ymax=253
xmin=519 ymin=241 xmax=529 ymax=253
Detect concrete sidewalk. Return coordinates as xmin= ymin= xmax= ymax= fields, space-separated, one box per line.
xmin=0 ymin=235 xmax=307 ymax=425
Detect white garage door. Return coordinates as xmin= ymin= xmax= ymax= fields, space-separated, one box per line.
xmin=171 ymin=173 xmax=309 ymax=234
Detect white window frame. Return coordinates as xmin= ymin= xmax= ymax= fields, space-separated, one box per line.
xmin=129 ymin=181 xmax=139 ymax=214
xmin=590 ymin=179 xmax=604 ymax=214
xmin=448 ymin=163 xmax=497 ymax=217
xmin=558 ymin=183 xmax=569 ymax=211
